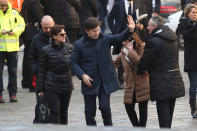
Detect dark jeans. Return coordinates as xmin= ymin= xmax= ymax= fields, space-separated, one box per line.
xmin=21 ymin=41 xmax=34 ymax=90
xmin=44 ymin=91 xmax=72 ymax=124
xmin=125 ymin=93 xmax=148 ymax=127
xmin=84 ymin=87 xmax=112 ymax=126
xmin=156 ymin=98 xmax=176 ymax=128
xmin=188 ymin=71 xmax=197 ymax=100
xmin=0 ymin=52 xmax=17 ymax=96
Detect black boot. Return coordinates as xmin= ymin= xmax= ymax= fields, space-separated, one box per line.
xmin=189 ymin=99 xmax=197 ymax=118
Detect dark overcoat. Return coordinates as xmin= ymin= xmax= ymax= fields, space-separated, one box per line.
xmin=136 ymin=26 xmax=185 ymax=101
xmin=179 ymin=17 xmax=197 ymax=72
xmin=69 ymin=29 xmax=132 ymax=95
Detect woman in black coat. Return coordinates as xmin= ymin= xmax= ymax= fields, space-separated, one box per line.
xmin=179 ymin=3 xmax=197 ymax=118
xmin=36 ymin=25 xmax=73 ymax=124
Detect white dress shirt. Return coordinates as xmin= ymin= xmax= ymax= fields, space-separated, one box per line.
xmin=124 ymin=0 xmax=133 ymax=15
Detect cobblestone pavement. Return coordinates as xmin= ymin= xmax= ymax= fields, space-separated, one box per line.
xmin=0 ymin=51 xmax=196 ymax=130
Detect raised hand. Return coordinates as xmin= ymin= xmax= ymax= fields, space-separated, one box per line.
xmin=127 ymin=15 xmax=135 ymax=32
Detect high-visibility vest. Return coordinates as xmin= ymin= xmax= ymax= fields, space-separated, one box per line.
xmin=0 ymin=3 xmax=25 ymax=52
xmin=9 ymin=0 xmax=24 ymax=12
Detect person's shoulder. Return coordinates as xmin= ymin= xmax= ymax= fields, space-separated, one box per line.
xmin=32 ymin=32 xmax=42 ymax=41
xmin=74 ymin=37 xmax=84 ymax=47
xmin=41 ymin=44 xmax=51 ymax=51
xmin=114 ymin=0 xmax=123 ymax=7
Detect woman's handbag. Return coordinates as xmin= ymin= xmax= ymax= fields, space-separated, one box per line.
xmin=35 ymin=96 xmax=50 ymax=123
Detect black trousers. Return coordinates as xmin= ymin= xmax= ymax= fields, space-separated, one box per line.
xmin=0 ymin=52 xmax=17 ymax=96
xmin=44 ymin=91 xmax=72 ymax=124
xmin=125 ymin=93 xmax=148 ymax=127
xmin=21 ymin=41 xmax=34 ymax=90
xmin=156 ymin=98 xmax=176 ymax=128
xmin=83 ymin=87 xmax=112 ymax=126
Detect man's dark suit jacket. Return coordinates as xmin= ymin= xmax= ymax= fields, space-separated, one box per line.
xmin=107 ymin=0 xmax=137 ymax=35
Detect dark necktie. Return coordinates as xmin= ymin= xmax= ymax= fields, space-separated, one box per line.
xmin=128 ymin=3 xmax=132 ymax=15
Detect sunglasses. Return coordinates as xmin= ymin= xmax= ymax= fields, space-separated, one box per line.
xmin=0 ymin=4 xmax=8 ymax=7
xmin=57 ymin=33 xmax=66 ymax=37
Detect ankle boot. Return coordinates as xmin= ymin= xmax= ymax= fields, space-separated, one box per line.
xmin=189 ymin=99 xmax=197 ymax=118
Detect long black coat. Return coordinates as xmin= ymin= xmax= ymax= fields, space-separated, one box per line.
xmin=179 ymin=17 xmax=197 ymax=72
xmin=21 ymin=0 xmax=44 ymax=41
xmin=36 ymin=42 xmax=73 ymax=94
xmin=69 ymin=29 xmax=132 ymax=95
xmin=41 ymin=0 xmax=80 ymax=29
xmin=137 ymin=26 xmax=185 ymax=101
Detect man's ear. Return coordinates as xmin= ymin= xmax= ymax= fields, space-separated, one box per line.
xmin=85 ymin=29 xmax=89 ymax=33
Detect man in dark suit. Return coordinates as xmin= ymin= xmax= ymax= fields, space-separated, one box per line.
xmin=107 ymin=0 xmax=137 ymax=89
xmin=69 ymin=16 xmax=135 ymax=126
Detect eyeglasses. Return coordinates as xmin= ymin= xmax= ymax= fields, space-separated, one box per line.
xmin=0 ymin=4 xmax=8 ymax=7
xmin=57 ymin=33 xmax=66 ymax=37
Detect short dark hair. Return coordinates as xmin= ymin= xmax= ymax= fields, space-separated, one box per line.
xmin=50 ymin=25 xmax=65 ymax=36
xmin=84 ymin=17 xmax=101 ymax=30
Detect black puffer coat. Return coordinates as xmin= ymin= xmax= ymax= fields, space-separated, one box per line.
xmin=178 ymin=17 xmax=197 ymax=72
xmin=36 ymin=41 xmax=73 ymax=94
xmin=137 ymin=26 xmax=185 ymax=101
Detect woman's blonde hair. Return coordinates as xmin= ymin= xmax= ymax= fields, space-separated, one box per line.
xmin=184 ymin=3 xmax=197 ymax=17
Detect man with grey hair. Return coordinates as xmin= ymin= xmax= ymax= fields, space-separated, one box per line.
xmin=128 ymin=15 xmax=185 ymax=128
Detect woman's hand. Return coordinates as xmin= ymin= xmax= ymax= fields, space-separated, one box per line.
xmin=126 ymin=42 xmax=133 ymax=52
xmin=38 ymin=92 xmax=44 ymax=97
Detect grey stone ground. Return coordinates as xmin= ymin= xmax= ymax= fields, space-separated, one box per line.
xmin=0 ymin=50 xmax=196 ymax=130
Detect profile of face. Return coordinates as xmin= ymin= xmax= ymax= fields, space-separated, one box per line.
xmin=85 ymin=26 xmax=100 ymax=40
xmin=53 ymin=29 xmax=66 ymax=43
xmin=41 ymin=21 xmax=55 ymax=36
xmin=0 ymin=0 xmax=8 ymax=12
xmin=188 ymin=7 xmax=197 ymax=21
xmin=147 ymin=19 xmax=157 ymax=34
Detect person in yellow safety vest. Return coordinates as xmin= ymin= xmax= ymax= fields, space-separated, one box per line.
xmin=0 ymin=0 xmax=25 ymax=103
xmin=9 ymin=0 xmax=24 ymax=12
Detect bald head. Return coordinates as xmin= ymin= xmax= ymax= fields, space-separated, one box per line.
xmin=41 ymin=15 xmax=55 ymax=25
xmin=0 ymin=0 xmax=8 ymax=11
xmin=41 ymin=15 xmax=55 ymax=35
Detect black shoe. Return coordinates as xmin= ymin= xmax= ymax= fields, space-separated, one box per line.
xmin=10 ymin=95 xmax=18 ymax=102
xmin=192 ymin=110 xmax=197 ymax=118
